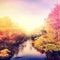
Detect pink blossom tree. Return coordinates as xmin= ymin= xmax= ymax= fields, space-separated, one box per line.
xmin=46 ymin=4 xmax=60 ymax=41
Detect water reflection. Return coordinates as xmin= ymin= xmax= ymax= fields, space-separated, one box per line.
xmin=12 ymin=40 xmax=46 ymax=60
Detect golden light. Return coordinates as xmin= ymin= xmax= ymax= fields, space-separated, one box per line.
xmin=10 ymin=15 xmax=45 ymax=35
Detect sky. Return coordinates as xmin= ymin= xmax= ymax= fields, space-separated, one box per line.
xmin=0 ymin=0 xmax=60 ymax=33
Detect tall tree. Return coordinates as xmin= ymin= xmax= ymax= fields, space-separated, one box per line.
xmin=46 ymin=4 xmax=60 ymax=41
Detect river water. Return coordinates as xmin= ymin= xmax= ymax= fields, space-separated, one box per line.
xmin=13 ymin=40 xmax=46 ymax=58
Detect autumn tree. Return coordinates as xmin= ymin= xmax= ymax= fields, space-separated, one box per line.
xmin=0 ymin=16 xmax=26 ymax=59
xmin=45 ymin=4 xmax=60 ymax=41
xmin=33 ymin=4 xmax=60 ymax=60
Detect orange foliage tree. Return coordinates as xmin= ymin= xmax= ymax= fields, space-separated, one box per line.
xmin=0 ymin=16 xmax=26 ymax=58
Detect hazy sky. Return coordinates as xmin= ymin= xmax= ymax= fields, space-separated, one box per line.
xmin=0 ymin=0 xmax=60 ymax=32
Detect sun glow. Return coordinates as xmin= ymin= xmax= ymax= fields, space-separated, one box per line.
xmin=10 ymin=15 xmax=45 ymax=34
